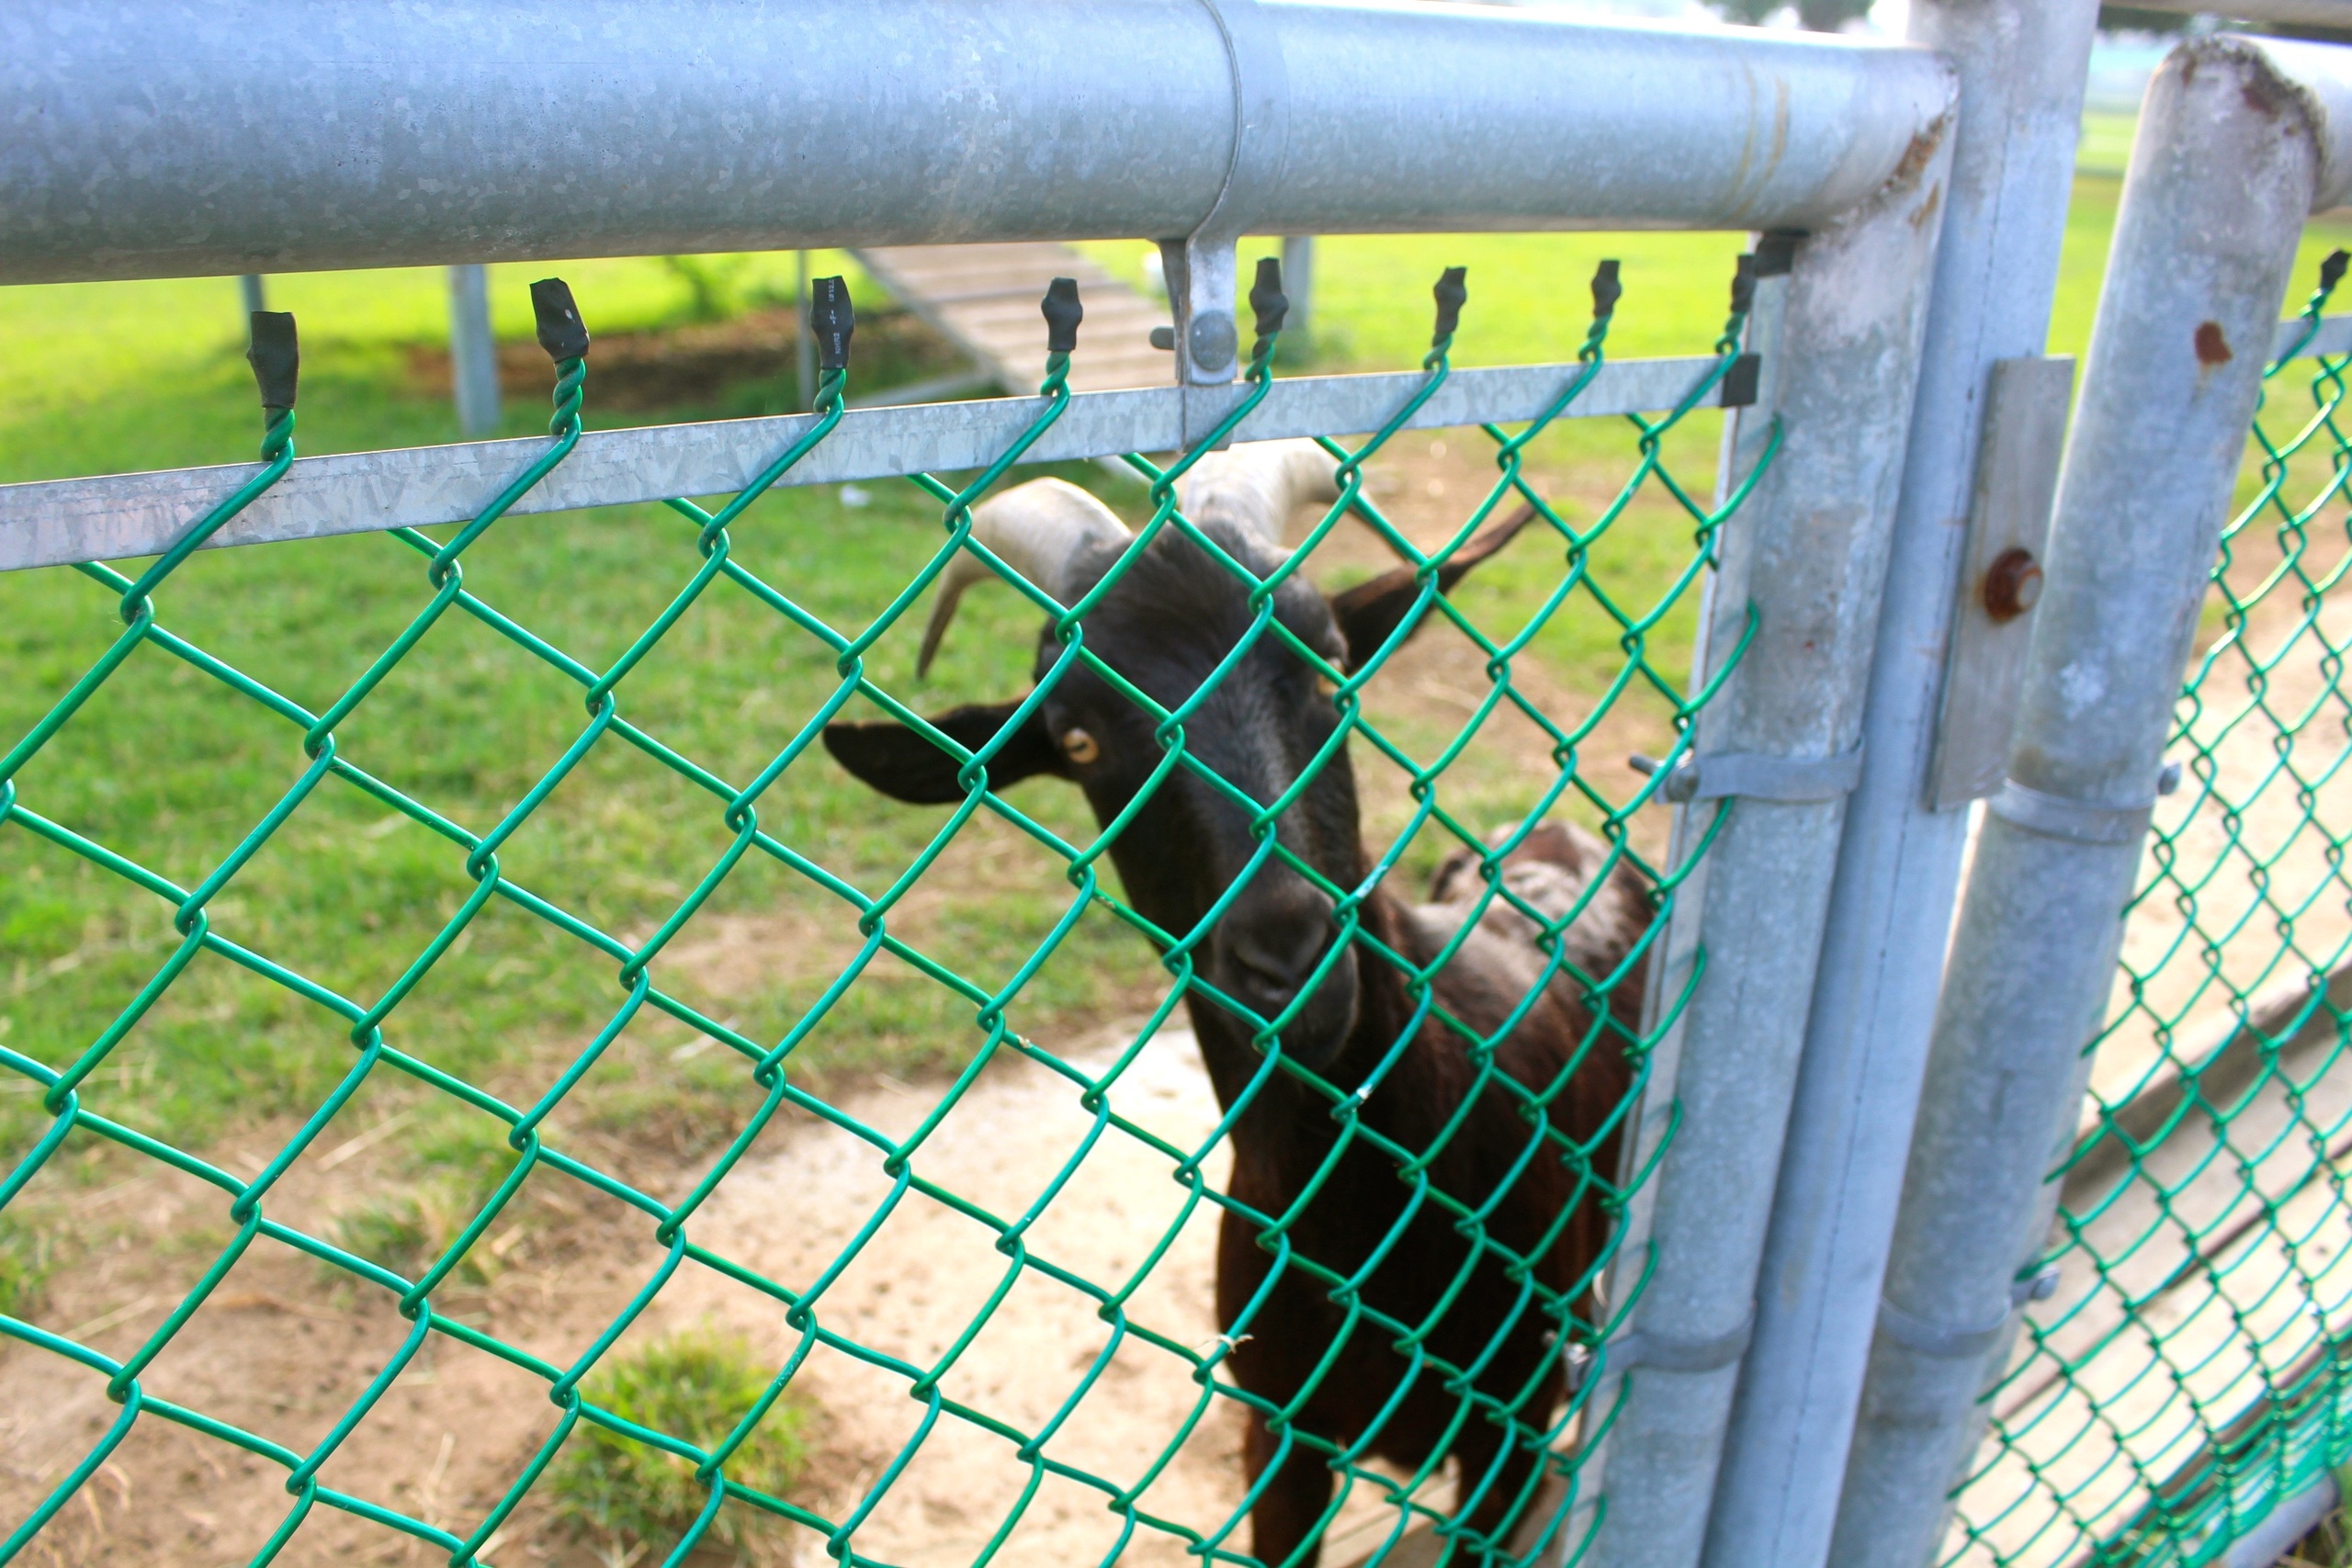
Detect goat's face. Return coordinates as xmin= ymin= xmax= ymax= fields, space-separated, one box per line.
xmin=1028 ymin=523 xmax=1366 ymax=1066
xmin=823 ymin=460 xmax=1533 ymax=1074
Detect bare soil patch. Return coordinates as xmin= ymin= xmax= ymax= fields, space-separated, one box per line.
xmin=1 ymin=428 xmax=1667 ymax=1565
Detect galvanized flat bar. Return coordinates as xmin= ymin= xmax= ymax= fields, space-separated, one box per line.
xmin=2273 ymin=311 xmax=2352 ymax=360
xmin=0 ymin=355 xmax=1736 ymax=574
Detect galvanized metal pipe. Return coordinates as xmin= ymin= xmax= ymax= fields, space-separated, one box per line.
xmin=1576 ymin=73 xmax=1957 ymax=1568
xmin=447 ymin=264 xmax=500 ymax=437
xmin=1281 ymin=235 xmax=1316 ymax=347
xmin=2121 ymin=0 xmax=2352 ymax=23
xmin=1823 ymin=35 xmax=2352 ymax=1567
xmin=0 ymin=0 xmax=1949 ymax=284
xmin=1701 ymin=0 xmax=2099 ymax=1561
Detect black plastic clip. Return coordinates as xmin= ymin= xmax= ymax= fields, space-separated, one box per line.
xmin=810 ymin=276 xmax=855 ymax=370
xmin=1042 ymin=277 xmax=1082 ymax=355
xmin=531 ymin=278 xmax=591 ymax=362
xmin=1730 ymin=253 xmax=1760 ymax=319
xmin=1590 ymin=259 xmax=1623 ymax=322
xmin=2324 ymin=249 xmax=2349 ymax=295
xmin=246 ymin=311 xmax=300 ymax=417
xmin=1249 ymin=255 xmax=1289 ymax=348
xmin=1431 ymin=266 xmax=1468 ymax=347
xmin=1755 ymin=230 xmax=1804 ymax=279
xmin=1720 ymin=354 xmax=1762 ymax=409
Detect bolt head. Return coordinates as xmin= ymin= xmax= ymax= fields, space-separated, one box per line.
xmin=1187 ymin=310 xmax=1238 ymax=374
xmin=1984 ymin=547 xmax=2042 ymax=623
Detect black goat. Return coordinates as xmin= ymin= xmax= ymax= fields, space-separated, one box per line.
xmin=823 ymin=444 xmax=1648 ymax=1566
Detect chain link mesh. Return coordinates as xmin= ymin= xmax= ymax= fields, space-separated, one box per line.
xmin=0 ymin=258 xmax=1768 ymax=1567
xmin=1951 ymin=254 xmax=2352 ymax=1566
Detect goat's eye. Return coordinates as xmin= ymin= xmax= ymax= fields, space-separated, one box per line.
xmin=1316 ymin=674 xmax=1340 ymax=701
xmin=1060 ymin=728 xmax=1101 ymax=765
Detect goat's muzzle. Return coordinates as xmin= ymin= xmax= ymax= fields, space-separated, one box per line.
xmin=1206 ymin=872 xmax=1360 ymax=1069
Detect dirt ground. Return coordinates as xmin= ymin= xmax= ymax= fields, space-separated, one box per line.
xmin=3 ymin=431 xmax=1666 ymax=1564
xmin=2086 ymin=525 xmax=2352 ymax=1107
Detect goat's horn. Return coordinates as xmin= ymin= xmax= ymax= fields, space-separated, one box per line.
xmin=917 ymin=478 xmax=1132 ymax=677
xmin=1176 ymin=438 xmax=1341 ymax=550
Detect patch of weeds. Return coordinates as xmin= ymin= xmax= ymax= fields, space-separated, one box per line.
xmin=324 ymin=1109 xmax=527 ymax=1287
xmin=329 ymin=1186 xmax=500 ymax=1288
xmin=584 ymin=1047 xmax=759 ymax=1161
xmin=550 ymin=1330 xmax=809 ymax=1562
xmin=0 ymin=1213 xmax=54 ymax=1317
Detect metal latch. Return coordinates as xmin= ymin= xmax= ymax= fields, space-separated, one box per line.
xmin=1926 ymin=355 xmax=2075 ymax=809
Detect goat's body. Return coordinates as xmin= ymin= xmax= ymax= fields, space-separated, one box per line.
xmin=1201 ymin=822 xmax=1645 ymax=1567
xmin=821 ymin=453 xmax=1645 ymax=1567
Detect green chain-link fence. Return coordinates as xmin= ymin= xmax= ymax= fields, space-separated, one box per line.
xmin=0 ymin=257 xmax=1769 ymax=1567
xmin=1951 ymin=256 xmax=2352 ymax=1566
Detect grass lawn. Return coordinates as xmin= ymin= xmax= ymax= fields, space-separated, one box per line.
xmin=4 ymin=174 xmax=2349 ymax=1168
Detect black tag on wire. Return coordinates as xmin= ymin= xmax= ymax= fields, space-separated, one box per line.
xmin=1590 ymin=260 xmax=1623 ymax=321
xmin=1250 ymin=255 xmax=1288 ymax=342
xmin=531 ymin=278 xmax=591 ymax=361
xmin=1042 ymin=277 xmax=1082 ymax=354
xmin=246 ymin=310 xmax=299 ymax=411
xmin=1431 ymin=266 xmax=1467 ymax=346
xmin=810 ymin=276 xmax=855 ymax=370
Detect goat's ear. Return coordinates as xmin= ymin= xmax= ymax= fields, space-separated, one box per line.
xmin=1326 ymin=502 xmax=1538 ymax=675
xmin=822 ymin=700 xmax=1070 ymax=805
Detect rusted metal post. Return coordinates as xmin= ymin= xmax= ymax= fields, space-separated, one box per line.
xmin=1828 ymin=34 xmax=2352 ymax=1567
xmin=1698 ymin=0 xmax=2099 ymax=1559
xmin=1577 ymin=71 xmax=1957 ymax=1568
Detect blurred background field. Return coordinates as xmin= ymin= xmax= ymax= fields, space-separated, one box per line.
xmin=8 ymin=114 xmax=2352 ymax=1151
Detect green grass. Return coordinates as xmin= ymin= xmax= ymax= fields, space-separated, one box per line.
xmin=548 ymin=1330 xmax=811 ymax=1559
xmin=0 ymin=1213 xmax=51 ymax=1317
xmin=0 ymin=236 xmax=1739 ymax=1161
xmin=6 ymin=175 xmax=2345 ymax=1165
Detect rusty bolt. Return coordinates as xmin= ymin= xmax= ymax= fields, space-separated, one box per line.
xmin=1984 ymin=547 xmax=2042 ymax=622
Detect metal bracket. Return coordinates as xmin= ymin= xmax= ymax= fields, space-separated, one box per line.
xmin=1603 ymin=1305 xmax=1756 ymax=1374
xmin=1984 ymin=779 xmax=2154 ymax=846
xmin=1162 ymin=0 xmax=1289 ymax=446
xmin=1874 ymin=1294 xmax=2008 ymax=1361
xmin=1874 ymin=1267 xmax=2055 ymax=1362
xmin=1640 ymin=744 xmax=1865 ymax=805
xmin=1926 ymin=355 xmax=2075 ymax=809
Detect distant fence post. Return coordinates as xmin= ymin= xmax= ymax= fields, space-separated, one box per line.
xmin=1828 ymin=35 xmax=2352 ymax=1566
xmin=1577 ymin=82 xmax=1955 ymax=1568
xmin=1281 ymin=234 xmax=1314 ymax=350
xmin=447 ymin=263 xmax=499 ymax=437
xmin=1699 ymin=0 xmax=2098 ymax=1558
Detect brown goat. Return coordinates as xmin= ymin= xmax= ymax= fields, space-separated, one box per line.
xmin=823 ymin=446 xmax=1648 ymax=1565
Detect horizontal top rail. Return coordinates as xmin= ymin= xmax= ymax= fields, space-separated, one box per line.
xmin=0 ymin=0 xmax=1953 ymax=284
xmin=2275 ymin=311 xmax=2352 ymax=359
xmin=2116 ymin=0 xmax=2352 ymax=24
xmin=0 ymin=353 xmax=1747 ymax=574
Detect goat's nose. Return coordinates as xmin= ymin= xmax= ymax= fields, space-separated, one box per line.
xmin=1219 ymin=907 xmax=1335 ymax=1014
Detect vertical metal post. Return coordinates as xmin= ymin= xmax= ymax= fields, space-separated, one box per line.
xmin=1577 ymin=82 xmax=1957 ymax=1568
xmin=1281 ymin=234 xmax=1314 ymax=351
xmin=238 ymin=273 xmax=266 ymax=318
xmin=796 ymin=250 xmax=817 ymax=412
xmin=1827 ymin=36 xmax=2352 ymax=1567
xmin=447 ymin=263 xmax=499 ymax=437
xmin=1699 ymin=1 xmax=2098 ymax=1560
